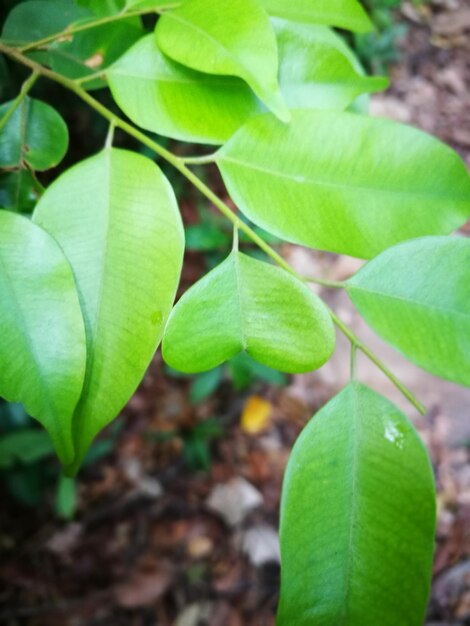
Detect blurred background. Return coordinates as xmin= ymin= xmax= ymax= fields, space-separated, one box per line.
xmin=0 ymin=0 xmax=469 ymax=624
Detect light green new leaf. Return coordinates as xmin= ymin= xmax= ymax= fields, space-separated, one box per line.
xmin=1 ymin=1 xmax=90 ymax=45
xmin=278 ymin=382 xmax=436 ymax=626
xmin=0 ymin=97 xmax=68 ymax=171
xmin=34 ymin=148 xmax=184 ymax=470
xmin=0 ymin=211 xmax=87 ymax=465
xmin=274 ymin=19 xmax=388 ymax=111
xmin=108 ymin=35 xmax=262 ymax=144
xmin=261 ymin=0 xmax=374 ymax=33
xmin=348 ymin=236 xmax=470 ymax=387
xmin=155 ymin=0 xmax=290 ymax=122
xmin=162 ymin=251 xmax=335 ymax=374
xmin=216 ymin=111 xmax=470 ymax=259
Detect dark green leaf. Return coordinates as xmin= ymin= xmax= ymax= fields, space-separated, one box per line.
xmin=1 ymin=1 xmax=90 ymax=45
xmin=0 ymin=97 xmax=68 ymax=171
xmin=0 ymin=429 xmax=54 ymax=468
xmin=0 ymin=169 xmax=44 ymax=213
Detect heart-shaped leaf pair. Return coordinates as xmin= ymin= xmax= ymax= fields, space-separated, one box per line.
xmin=162 ymin=250 xmax=335 ymax=374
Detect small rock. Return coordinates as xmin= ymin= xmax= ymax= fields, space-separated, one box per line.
xmin=241 ymin=525 xmax=280 ymax=566
xmin=206 ymin=477 xmax=263 ymax=526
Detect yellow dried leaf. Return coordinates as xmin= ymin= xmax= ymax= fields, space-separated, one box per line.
xmin=241 ymin=395 xmax=272 ymax=435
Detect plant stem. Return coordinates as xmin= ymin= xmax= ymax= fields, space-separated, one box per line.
xmin=0 ymin=69 xmax=39 ymax=132
xmin=0 ymin=42 xmax=427 ymax=416
xmin=180 ymin=153 xmax=217 ymax=165
xmin=17 ymin=5 xmax=178 ymax=53
xmin=332 ymin=311 xmax=426 ymax=414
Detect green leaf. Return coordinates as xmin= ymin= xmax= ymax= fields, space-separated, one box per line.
xmin=0 ymin=429 xmax=55 ymax=469
xmin=49 ymin=17 xmax=143 ymax=88
xmin=216 ymin=111 xmax=470 ymax=259
xmin=76 ymin=0 xmax=125 ymax=15
xmin=162 ymin=251 xmax=335 ymax=374
xmin=1 ymin=0 xmax=90 ymax=45
xmin=229 ymin=352 xmax=286 ymax=390
xmin=261 ymin=0 xmax=374 ymax=33
xmin=0 ymin=211 xmax=87 ymax=465
xmin=278 ymin=382 xmax=436 ymax=626
xmin=34 ymin=148 xmax=184 ymax=471
xmin=347 ymin=236 xmax=470 ymax=387
xmin=274 ymin=19 xmax=388 ymax=111
xmin=0 ymin=97 xmax=68 ymax=171
xmin=108 ymin=34 xmax=262 ymax=145
xmin=0 ymin=169 xmax=44 ymax=213
xmin=155 ymin=0 xmax=290 ymax=122
xmin=189 ymin=367 xmax=224 ymax=404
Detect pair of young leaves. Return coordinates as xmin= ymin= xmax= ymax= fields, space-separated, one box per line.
xmin=0 ymin=148 xmax=184 ymax=472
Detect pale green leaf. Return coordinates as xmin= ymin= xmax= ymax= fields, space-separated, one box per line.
xmin=34 ymin=148 xmax=184 ymax=470
xmin=108 ymin=34 xmax=262 ymax=144
xmin=0 ymin=97 xmax=68 ymax=171
xmin=0 ymin=211 xmax=87 ymax=464
xmin=216 ymin=111 xmax=470 ymax=259
xmin=1 ymin=0 xmax=90 ymax=45
xmin=162 ymin=251 xmax=335 ymax=373
xmin=261 ymin=0 xmax=374 ymax=33
xmin=278 ymin=382 xmax=436 ymax=626
xmin=274 ymin=19 xmax=388 ymax=111
xmin=155 ymin=0 xmax=290 ymax=122
xmin=347 ymin=236 xmax=470 ymax=387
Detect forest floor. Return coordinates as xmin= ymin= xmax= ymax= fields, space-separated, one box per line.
xmin=1 ymin=2 xmax=470 ymax=625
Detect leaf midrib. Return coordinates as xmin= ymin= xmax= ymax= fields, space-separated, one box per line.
xmin=218 ymin=154 xmax=470 ymax=202
xmin=348 ymin=283 xmax=470 ymax=322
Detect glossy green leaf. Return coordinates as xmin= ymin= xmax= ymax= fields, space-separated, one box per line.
xmin=49 ymin=18 xmax=143 ymax=87
xmin=348 ymin=236 xmax=470 ymax=387
xmin=1 ymin=0 xmax=90 ymax=45
xmin=162 ymin=251 xmax=335 ymax=374
xmin=261 ymin=0 xmax=374 ymax=33
xmin=0 ymin=97 xmax=68 ymax=171
xmin=34 ymin=148 xmax=184 ymax=471
xmin=278 ymin=382 xmax=436 ymax=626
xmin=216 ymin=111 xmax=470 ymax=259
xmin=155 ymin=0 xmax=290 ymax=122
xmin=0 ymin=211 xmax=87 ymax=465
xmin=108 ymin=35 xmax=262 ymax=144
xmin=275 ymin=19 xmax=387 ymax=111
xmin=0 ymin=169 xmax=44 ymax=213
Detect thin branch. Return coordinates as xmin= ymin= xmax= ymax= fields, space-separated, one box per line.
xmin=0 ymin=70 xmax=39 ymax=132
xmin=0 ymin=42 xmax=427 ymax=416
xmin=16 ymin=4 xmax=179 ymax=53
